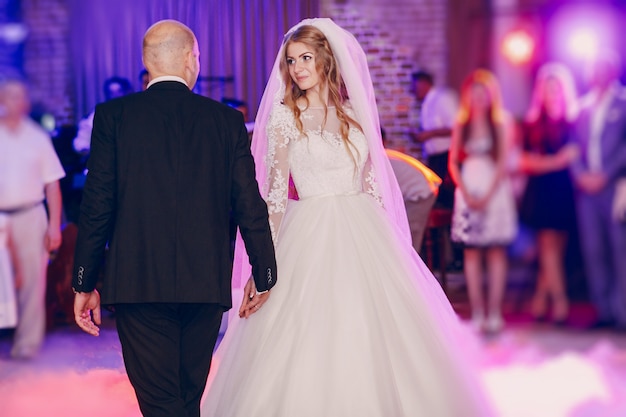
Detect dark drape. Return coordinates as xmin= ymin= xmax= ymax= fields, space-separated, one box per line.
xmin=69 ymin=0 xmax=318 ymax=121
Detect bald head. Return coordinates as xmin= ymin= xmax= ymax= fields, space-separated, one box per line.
xmin=142 ymin=20 xmax=200 ymax=88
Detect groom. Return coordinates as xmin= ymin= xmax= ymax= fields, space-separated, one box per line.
xmin=72 ymin=20 xmax=276 ymax=416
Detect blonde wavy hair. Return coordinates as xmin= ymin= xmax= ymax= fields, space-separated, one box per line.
xmin=456 ymin=69 xmax=506 ymax=161
xmin=279 ymin=25 xmax=363 ymax=159
xmin=525 ymin=62 xmax=579 ymax=123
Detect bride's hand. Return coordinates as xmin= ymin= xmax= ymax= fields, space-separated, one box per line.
xmin=239 ymin=278 xmax=255 ymax=316
xmin=239 ymin=277 xmax=270 ymax=319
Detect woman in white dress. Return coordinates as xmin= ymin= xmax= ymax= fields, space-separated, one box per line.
xmin=201 ymin=18 xmax=493 ymax=417
xmin=448 ymin=69 xmax=518 ymax=334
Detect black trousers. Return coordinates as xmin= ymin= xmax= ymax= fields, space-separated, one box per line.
xmin=115 ymin=303 xmax=224 ymax=417
xmin=427 ymin=151 xmax=455 ymax=209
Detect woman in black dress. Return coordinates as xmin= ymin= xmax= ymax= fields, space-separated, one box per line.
xmin=519 ymin=63 xmax=579 ymax=324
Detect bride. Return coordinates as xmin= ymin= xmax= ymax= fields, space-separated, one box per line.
xmin=201 ymin=18 xmax=493 ymax=416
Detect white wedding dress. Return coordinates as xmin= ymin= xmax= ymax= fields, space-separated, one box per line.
xmin=201 ymin=104 xmax=492 ymax=416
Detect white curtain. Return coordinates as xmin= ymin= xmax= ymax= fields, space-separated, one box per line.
xmin=69 ymin=0 xmax=318 ymax=121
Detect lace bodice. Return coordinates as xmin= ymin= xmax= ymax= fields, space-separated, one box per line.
xmin=289 ymin=107 xmax=369 ymax=198
xmin=264 ymin=104 xmax=381 ymax=243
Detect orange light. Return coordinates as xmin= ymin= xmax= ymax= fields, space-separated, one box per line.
xmin=502 ymin=30 xmax=535 ymax=65
xmin=385 ymin=149 xmax=442 ymax=194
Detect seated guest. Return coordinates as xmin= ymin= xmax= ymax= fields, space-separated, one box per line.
xmin=383 ymin=131 xmax=441 ymax=252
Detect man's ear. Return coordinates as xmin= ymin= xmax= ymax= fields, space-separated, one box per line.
xmin=180 ymin=53 xmax=190 ymax=79
xmin=186 ymin=49 xmax=195 ymax=69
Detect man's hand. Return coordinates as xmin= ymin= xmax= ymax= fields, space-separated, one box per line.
xmin=74 ymin=289 xmax=101 ymax=336
xmin=612 ymin=178 xmax=626 ymax=222
xmin=576 ymin=172 xmax=607 ymax=194
xmin=555 ymin=144 xmax=579 ymax=168
xmin=408 ymin=129 xmax=431 ymax=143
xmin=239 ymin=278 xmax=270 ymax=319
xmin=44 ymin=225 xmax=62 ymax=253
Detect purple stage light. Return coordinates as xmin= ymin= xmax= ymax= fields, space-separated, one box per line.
xmin=567 ymin=28 xmax=598 ymax=61
xmin=547 ymin=3 xmax=618 ymax=64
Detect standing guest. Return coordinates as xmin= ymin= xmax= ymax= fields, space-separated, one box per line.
xmin=72 ymin=76 xmax=134 ymax=154
xmin=0 ymin=79 xmax=65 ymax=359
xmin=138 ymin=68 xmax=150 ymax=91
xmin=201 ymin=18 xmax=493 ymax=417
xmin=518 ymin=63 xmax=579 ymax=324
xmin=571 ymin=49 xmax=626 ymax=329
xmin=72 ymin=20 xmax=276 ymax=417
xmin=449 ymin=69 xmax=518 ymax=334
xmin=409 ymin=70 xmax=459 ymax=209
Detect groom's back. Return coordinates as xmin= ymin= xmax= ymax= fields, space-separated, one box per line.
xmin=87 ymin=81 xmax=249 ymax=306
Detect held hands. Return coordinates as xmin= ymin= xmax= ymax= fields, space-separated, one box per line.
xmin=239 ymin=277 xmax=270 ymax=319
xmin=462 ymin=187 xmax=493 ymax=211
xmin=74 ymin=289 xmax=101 ymax=336
xmin=465 ymin=194 xmax=489 ymax=211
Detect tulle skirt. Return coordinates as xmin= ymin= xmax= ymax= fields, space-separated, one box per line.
xmin=201 ymin=193 xmax=493 ymax=416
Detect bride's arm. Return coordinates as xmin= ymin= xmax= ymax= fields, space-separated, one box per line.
xmin=362 ymin=154 xmax=384 ymax=208
xmin=264 ymin=106 xmax=294 ymax=245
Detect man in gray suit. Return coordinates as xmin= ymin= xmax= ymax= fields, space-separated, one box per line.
xmin=572 ymin=49 xmax=626 ymax=329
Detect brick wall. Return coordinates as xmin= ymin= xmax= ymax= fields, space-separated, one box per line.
xmin=0 ymin=0 xmax=24 ymax=79
xmin=22 ymin=0 xmax=73 ymax=125
xmin=321 ymin=0 xmax=449 ymax=157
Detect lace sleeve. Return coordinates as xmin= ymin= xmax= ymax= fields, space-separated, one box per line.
xmin=265 ymin=105 xmax=297 ymax=244
xmin=362 ymin=154 xmax=384 ymax=208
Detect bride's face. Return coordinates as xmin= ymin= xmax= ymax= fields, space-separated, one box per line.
xmin=286 ymin=41 xmax=320 ymax=93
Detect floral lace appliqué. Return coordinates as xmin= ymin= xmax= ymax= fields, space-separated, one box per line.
xmin=264 ymin=104 xmax=298 ymax=245
xmin=364 ymin=167 xmax=383 ymax=207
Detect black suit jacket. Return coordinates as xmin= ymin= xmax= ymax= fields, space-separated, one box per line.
xmin=72 ymin=81 xmax=276 ymax=308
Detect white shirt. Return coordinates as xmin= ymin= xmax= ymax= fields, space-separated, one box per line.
xmin=420 ymin=87 xmax=459 ymax=157
xmin=147 ymin=75 xmax=189 ymax=89
xmin=0 ymin=118 xmax=65 ymax=208
xmin=72 ymin=111 xmax=95 ymax=153
xmin=587 ymin=82 xmax=620 ymax=172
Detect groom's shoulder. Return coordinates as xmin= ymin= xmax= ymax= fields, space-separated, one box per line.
xmin=191 ymin=94 xmax=245 ymax=120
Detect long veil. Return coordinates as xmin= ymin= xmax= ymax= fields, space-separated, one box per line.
xmin=231 ymin=18 xmax=410 ymax=302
